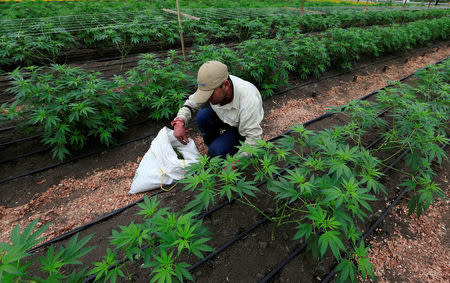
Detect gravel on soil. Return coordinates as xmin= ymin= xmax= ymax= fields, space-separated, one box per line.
xmin=368 ymin=166 xmax=449 ymax=283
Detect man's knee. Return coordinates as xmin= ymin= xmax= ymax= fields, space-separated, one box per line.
xmin=208 ymin=137 xmax=240 ymax=158
xmin=208 ymin=142 xmax=228 ymax=158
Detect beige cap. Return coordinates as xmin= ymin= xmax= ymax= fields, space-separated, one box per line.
xmin=192 ymin=61 xmax=228 ymax=103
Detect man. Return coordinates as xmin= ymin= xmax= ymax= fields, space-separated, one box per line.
xmin=171 ymin=61 xmax=264 ymax=158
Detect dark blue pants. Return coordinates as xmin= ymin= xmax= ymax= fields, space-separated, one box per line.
xmin=197 ymin=107 xmax=244 ymax=158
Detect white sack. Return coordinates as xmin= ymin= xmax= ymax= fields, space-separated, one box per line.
xmin=129 ymin=126 xmax=200 ymax=194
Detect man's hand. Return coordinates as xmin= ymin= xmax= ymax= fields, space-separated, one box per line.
xmin=171 ymin=118 xmax=190 ymax=145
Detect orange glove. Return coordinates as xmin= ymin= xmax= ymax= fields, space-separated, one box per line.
xmin=171 ymin=118 xmax=190 ymax=145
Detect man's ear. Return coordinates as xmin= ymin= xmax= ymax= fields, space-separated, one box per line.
xmin=225 ymin=79 xmax=231 ymax=89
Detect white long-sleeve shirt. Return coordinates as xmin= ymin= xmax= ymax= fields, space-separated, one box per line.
xmin=175 ymin=75 xmax=264 ymax=146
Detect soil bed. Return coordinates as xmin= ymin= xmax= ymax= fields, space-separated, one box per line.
xmin=0 ymin=41 xmax=449 ymax=282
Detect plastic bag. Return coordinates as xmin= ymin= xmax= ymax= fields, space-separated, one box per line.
xmin=129 ymin=127 xmax=200 ymax=194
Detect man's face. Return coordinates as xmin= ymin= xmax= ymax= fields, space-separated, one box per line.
xmin=208 ymin=83 xmax=227 ymax=105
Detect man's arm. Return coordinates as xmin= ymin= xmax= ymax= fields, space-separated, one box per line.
xmin=172 ymin=94 xmax=205 ymax=144
xmin=174 ymin=94 xmax=205 ymax=126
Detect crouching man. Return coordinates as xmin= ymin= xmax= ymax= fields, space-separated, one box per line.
xmin=171 ymin=61 xmax=264 ymax=158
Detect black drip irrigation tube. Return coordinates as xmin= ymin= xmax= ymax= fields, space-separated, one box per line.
xmin=0 ymin=117 xmax=154 ymax=165
xmin=0 ymin=99 xmax=13 ymax=105
xmin=0 ymin=125 xmax=16 ymax=133
xmin=27 ymin=189 xmax=164 ymax=254
xmin=0 ymin=130 xmax=158 ymax=185
xmin=0 ymin=147 xmax=52 ymax=165
xmin=0 ymin=134 xmax=42 ymax=148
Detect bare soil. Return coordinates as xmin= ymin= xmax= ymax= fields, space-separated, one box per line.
xmin=0 ymin=41 xmax=449 ymax=282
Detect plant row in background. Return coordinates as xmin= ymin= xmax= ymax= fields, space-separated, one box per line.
xmin=1 ymin=17 xmax=448 ymax=160
xmin=1 ymin=60 xmax=448 ymax=282
xmin=0 ymin=0 xmax=386 ymax=20
xmin=0 ymin=8 xmax=448 ymax=69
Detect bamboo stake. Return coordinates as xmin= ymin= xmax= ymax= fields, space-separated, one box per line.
xmin=175 ymin=0 xmax=186 ymax=58
xmin=300 ymin=0 xmax=305 ymax=16
xmin=363 ymin=0 xmax=369 ymax=14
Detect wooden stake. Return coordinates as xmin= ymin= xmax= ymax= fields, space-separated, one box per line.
xmin=402 ymin=0 xmax=407 ymax=10
xmin=363 ymin=0 xmax=369 ymax=14
xmin=428 ymin=0 xmax=432 ymax=8
xmin=300 ymin=0 xmax=305 ymax=16
xmin=175 ymin=0 xmax=186 ymax=58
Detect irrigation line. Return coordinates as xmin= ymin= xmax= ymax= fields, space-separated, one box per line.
xmin=0 ymin=117 xmax=152 ymax=163
xmin=188 ymin=210 xmax=277 ymax=273
xmin=260 ymin=242 xmax=308 ymax=283
xmin=0 ymin=134 xmax=42 ymax=148
xmin=0 ymin=125 xmax=15 ymax=133
xmin=0 ymin=130 xmax=158 ymax=185
xmin=27 ymin=190 xmax=163 ymax=254
xmin=0 ymin=147 xmax=51 ymax=165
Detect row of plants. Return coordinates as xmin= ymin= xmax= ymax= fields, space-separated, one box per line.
xmin=1 ymin=16 xmax=448 ymax=161
xmin=1 ymin=60 xmax=448 ymax=282
xmin=1 ymin=8 xmax=448 ymax=69
xmin=0 ymin=0 xmax=382 ymax=19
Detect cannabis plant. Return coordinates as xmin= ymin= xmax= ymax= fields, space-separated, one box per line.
xmin=5 ymin=65 xmax=138 ymax=160
xmin=0 ymin=218 xmax=94 ymax=282
xmin=89 ymin=195 xmax=213 ymax=283
xmin=123 ymin=52 xmax=193 ymax=120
